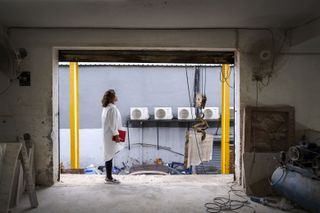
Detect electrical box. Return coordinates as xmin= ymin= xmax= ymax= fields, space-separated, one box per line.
xmin=19 ymin=71 xmax=31 ymax=86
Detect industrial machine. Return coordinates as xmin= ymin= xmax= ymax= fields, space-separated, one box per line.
xmin=271 ymin=141 xmax=320 ymax=213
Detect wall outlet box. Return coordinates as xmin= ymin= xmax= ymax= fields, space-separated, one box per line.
xmin=19 ymin=71 xmax=31 ymax=86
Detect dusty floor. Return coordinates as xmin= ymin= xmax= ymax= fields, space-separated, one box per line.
xmin=13 ymin=174 xmax=307 ymax=213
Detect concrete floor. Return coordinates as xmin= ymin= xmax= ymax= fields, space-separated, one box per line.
xmin=13 ymin=174 xmax=307 ymax=213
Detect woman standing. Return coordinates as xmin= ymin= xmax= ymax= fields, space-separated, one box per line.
xmin=101 ymin=89 xmax=124 ymax=184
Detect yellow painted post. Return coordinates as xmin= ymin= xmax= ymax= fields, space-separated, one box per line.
xmin=221 ymin=64 xmax=231 ymax=174
xmin=69 ymin=62 xmax=80 ymax=169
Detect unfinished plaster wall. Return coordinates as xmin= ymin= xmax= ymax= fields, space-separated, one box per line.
xmin=1 ymin=28 xmax=318 ymax=185
xmin=0 ymin=40 xmax=54 ymax=185
xmin=0 ymin=144 xmax=6 ymax=177
xmin=0 ymin=26 xmax=8 ymax=180
xmin=239 ymin=31 xmax=320 ymax=136
xmin=0 ymin=26 xmax=17 ymax=142
xmin=239 ymin=32 xmax=320 ymax=194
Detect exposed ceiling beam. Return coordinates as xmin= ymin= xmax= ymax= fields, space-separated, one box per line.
xmin=59 ymin=50 xmax=235 ymax=64
xmin=289 ymin=16 xmax=320 ymax=47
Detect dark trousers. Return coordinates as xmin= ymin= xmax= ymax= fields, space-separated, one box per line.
xmin=105 ymin=159 xmax=113 ymax=180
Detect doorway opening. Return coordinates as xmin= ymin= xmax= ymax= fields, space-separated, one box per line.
xmin=56 ymin=49 xmax=238 ymax=180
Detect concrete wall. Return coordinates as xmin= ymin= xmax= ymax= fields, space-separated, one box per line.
xmin=239 ymin=30 xmax=320 ymax=134
xmin=0 ymin=28 xmax=319 ymax=185
xmin=245 ymin=55 xmax=320 ymax=131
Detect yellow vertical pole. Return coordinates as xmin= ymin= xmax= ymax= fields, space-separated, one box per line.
xmin=70 ymin=62 xmax=80 ymax=169
xmin=221 ymin=64 xmax=231 ymax=174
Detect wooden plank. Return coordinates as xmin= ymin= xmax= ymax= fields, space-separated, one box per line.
xmin=15 ymin=145 xmax=35 ymax=207
xmin=19 ymin=142 xmax=38 ymax=208
xmin=0 ymin=143 xmax=22 ymax=213
xmin=29 ymin=145 xmax=36 ymax=188
xmin=15 ymin=164 xmax=24 ymax=207
xmin=9 ymin=160 xmax=21 ymax=208
xmin=59 ymin=50 xmax=235 ymax=64
xmin=0 ymin=141 xmax=38 ymax=212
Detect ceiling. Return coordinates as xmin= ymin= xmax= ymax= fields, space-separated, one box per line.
xmin=0 ymin=0 xmax=319 ymax=29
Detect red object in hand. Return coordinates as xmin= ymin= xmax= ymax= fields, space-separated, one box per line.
xmin=112 ymin=130 xmax=126 ymax=142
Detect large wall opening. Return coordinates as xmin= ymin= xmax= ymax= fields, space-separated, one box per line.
xmin=54 ymin=49 xmax=240 ymax=181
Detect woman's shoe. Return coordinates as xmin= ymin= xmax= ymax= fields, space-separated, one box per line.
xmin=104 ymin=178 xmax=120 ymax=184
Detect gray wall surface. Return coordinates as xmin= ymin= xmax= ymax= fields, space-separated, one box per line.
xmin=58 ymin=65 xmax=234 ymax=168
xmin=59 ymin=65 xmax=234 ymax=129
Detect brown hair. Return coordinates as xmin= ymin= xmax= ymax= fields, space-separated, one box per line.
xmin=101 ymin=89 xmax=116 ymax=107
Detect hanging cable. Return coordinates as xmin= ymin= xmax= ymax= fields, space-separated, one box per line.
xmin=123 ymin=143 xmax=184 ymax=156
xmin=219 ymin=65 xmax=233 ymax=89
xmin=185 ymin=66 xmax=193 ymax=111
xmin=0 ymin=83 xmax=12 ymax=96
xmin=199 ymin=66 xmax=207 ymax=112
xmin=0 ymin=78 xmax=14 ymax=96
xmin=204 ymin=67 xmax=207 ymax=95
xmin=185 ymin=66 xmax=206 ymax=174
xmin=201 ymin=67 xmax=204 ymax=95
xmin=231 ymin=66 xmax=236 ymax=153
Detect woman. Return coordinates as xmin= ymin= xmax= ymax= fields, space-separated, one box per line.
xmin=101 ymin=89 xmax=124 ymax=184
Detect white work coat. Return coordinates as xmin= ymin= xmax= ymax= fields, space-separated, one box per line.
xmin=101 ymin=104 xmax=124 ymax=162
